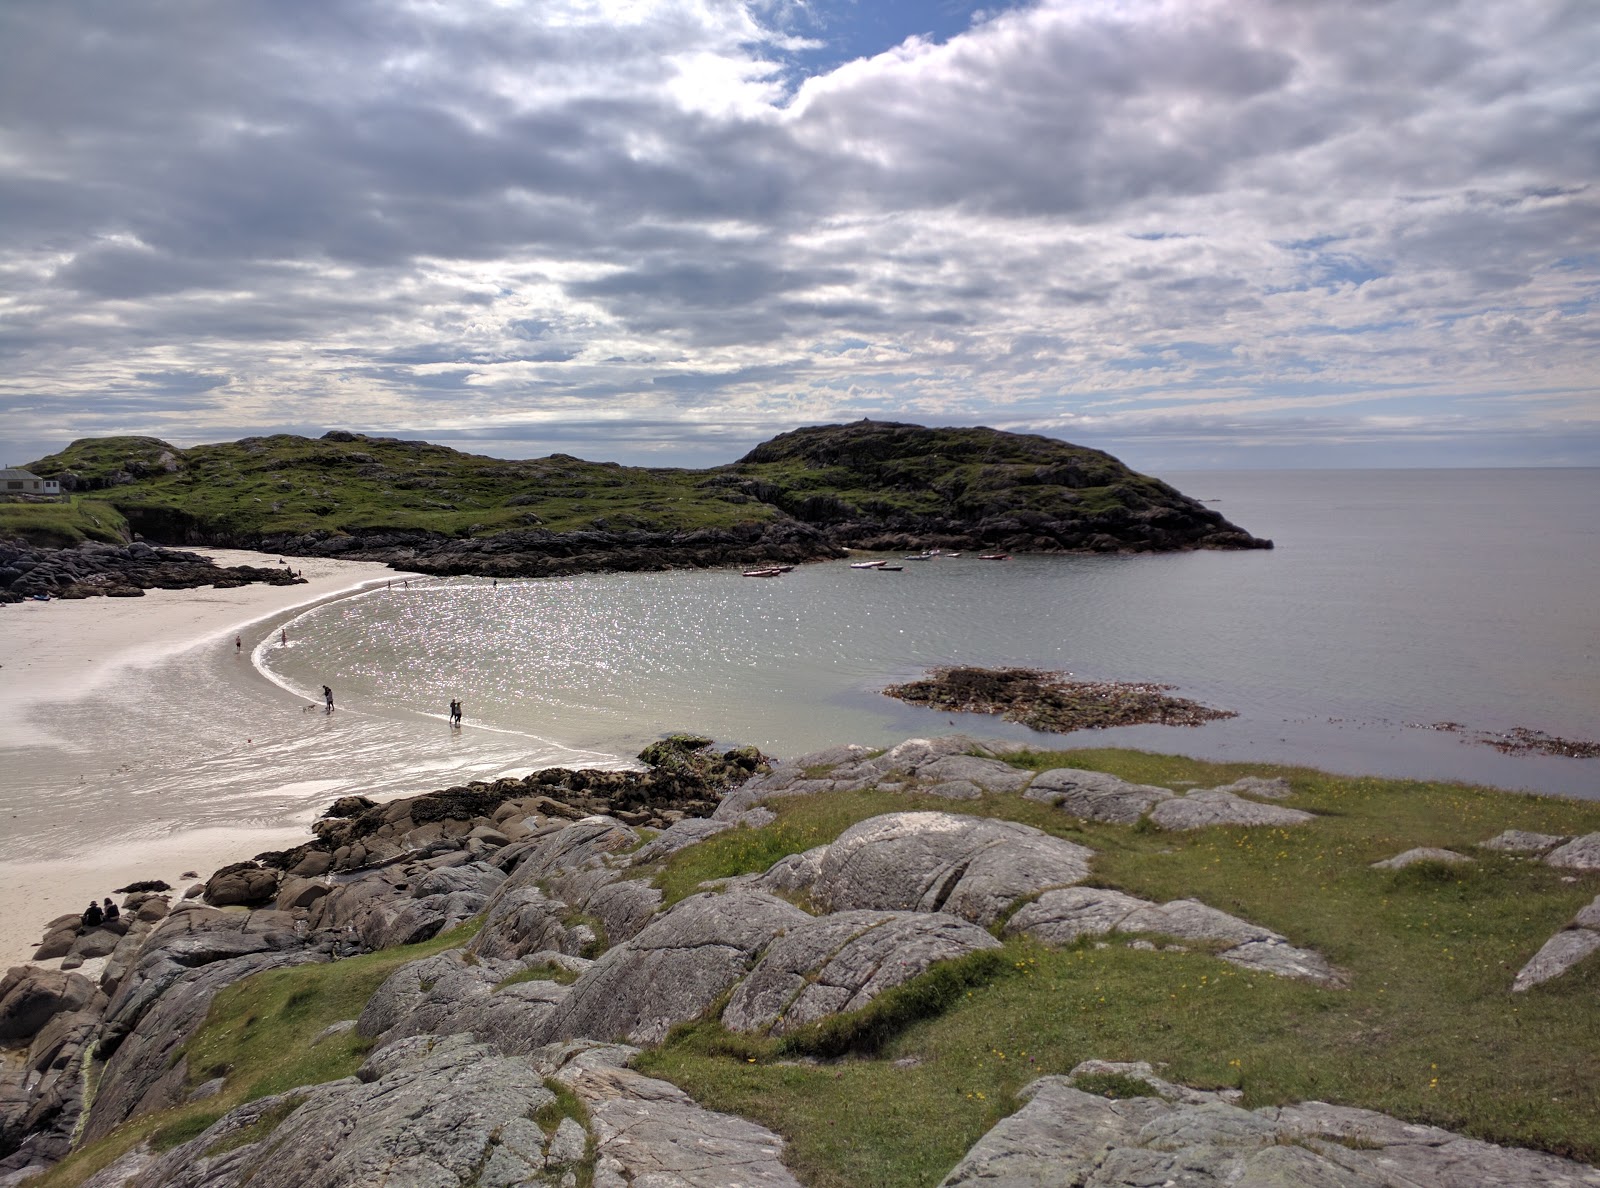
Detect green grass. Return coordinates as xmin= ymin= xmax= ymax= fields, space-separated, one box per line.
xmin=35 ymin=919 xmax=483 ymax=1188
xmin=635 ymin=749 xmax=1600 ymax=1187
xmin=0 ymin=497 xmax=128 ymax=546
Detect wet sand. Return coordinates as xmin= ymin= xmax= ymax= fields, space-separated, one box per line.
xmin=0 ymin=550 xmax=416 ymax=968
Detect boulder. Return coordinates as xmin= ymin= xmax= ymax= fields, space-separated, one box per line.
xmin=202 ymin=862 xmax=280 ymax=907
xmin=468 ymin=886 xmax=578 ymax=961
xmin=941 ymin=1067 xmax=1600 ymax=1188
xmin=1371 ymin=847 xmax=1473 ymax=870
xmin=0 ymin=968 xmax=103 ymax=1044
xmin=123 ymin=1034 xmax=560 ymax=1188
xmin=537 ymin=890 xmax=809 ymax=1046
xmin=1148 ymin=790 xmax=1315 ymax=831
xmin=1008 ymin=891 xmax=1345 ymax=986
xmin=548 ymin=1042 xmax=803 ymax=1188
xmin=1512 ymin=929 xmax=1600 ymax=992
xmin=1480 ymin=829 xmax=1567 ymax=853
xmin=1024 ymin=767 xmax=1174 ymax=824
xmin=1546 ymin=833 xmax=1600 ymax=871
xmin=723 ymin=910 xmax=1001 ymax=1035
xmin=811 ymin=812 xmax=1092 ymax=926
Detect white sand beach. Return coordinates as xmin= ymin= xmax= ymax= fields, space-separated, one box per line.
xmin=0 ymin=550 xmax=417 ymax=968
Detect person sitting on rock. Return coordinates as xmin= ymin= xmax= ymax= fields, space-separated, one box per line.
xmin=102 ymin=897 xmax=120 ymax=921
xmin=80 ymin=901 xmax=103 ymax=929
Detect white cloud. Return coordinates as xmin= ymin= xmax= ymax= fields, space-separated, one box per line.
xmin=0 ymin=0 xmax=1595 ymax=471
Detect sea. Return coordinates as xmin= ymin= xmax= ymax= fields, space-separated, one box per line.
xmin=3 ymin=468 xmax=1597 ymax=871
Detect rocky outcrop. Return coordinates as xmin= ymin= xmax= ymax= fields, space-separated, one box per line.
xmin=940 ymin=1062 xmax=1600 ymax=1188
xmin=0 ymin=538 xmax=302 ymax=604
xmin=124 ymin=1034 xmax=568 ymax=1188
xmin=1546 ymin=832 xmax=1600 ymax=871
xmin=1006 ymin=889 xmax=1346 ymax=986
xmin=1371 ymin=847 xmax=1474 ymax=870
xmin=723 ymin=910 xmax=1001 ymax=1035
xmin=536 ymin=890 xmax=809 ymax=1046
xmin=1514 ymin=894 xmax=1600 ymax=992
xmin=549 ymin=1042 xmax=803 ymax=1187
xmin=811 ymin=812 xmax=1093 ymax=925
xmin=82 ymin=910 xmax=318 ymax=1143
xmin=1146 ymin=788 xmax=1315 ymax=831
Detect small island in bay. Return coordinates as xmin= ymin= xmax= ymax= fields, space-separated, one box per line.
xmin=884 ymin=665 xmax=1237 ymax=732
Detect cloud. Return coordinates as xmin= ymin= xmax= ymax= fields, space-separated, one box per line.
xmin=0 ymin=0 xmax=1596 ymax=473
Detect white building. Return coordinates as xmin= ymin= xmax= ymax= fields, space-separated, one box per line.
xmin=0 ymin=468 xmax=61 ymax=495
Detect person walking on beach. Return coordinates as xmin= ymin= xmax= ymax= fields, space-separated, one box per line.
xmin=323 ymin=685 xmax=334 ymax=713
xmin=449 ymin=698 xmax=461 ymax=727
xmin=235 ymin=635 xmax=242 ymax=653
xmin=280 ymin=628 xmax=287 ymax=646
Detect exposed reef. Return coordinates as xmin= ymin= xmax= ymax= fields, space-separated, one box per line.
xmin=883 ymin=665 xmax=1237 ymax=732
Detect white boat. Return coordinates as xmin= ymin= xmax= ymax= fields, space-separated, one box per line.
xmin=849 ymin=560 xmax=887 ymax=569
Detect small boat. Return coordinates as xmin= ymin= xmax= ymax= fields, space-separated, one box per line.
xmin=944 ymin=552 xmax=962 ymax=558
xmin=903 ymin=553 xmax=933 ymax=561
xmin=742 ymin=567 xmax=784 ymax=577
xmin=978 ymin=553 xmax=1011 ymax=561
xmin=849 ymin=560 xmax=887 ymax=569
xmin=773 ymin=565 xmax=795 ymax=573
xmin=877 ymin=565 xmax=904 ymax=571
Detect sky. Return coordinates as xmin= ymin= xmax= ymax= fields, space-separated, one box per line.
xmin=2 ymin=0 xmax=1597 ymax=473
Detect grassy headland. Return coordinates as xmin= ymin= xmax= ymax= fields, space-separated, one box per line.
xmin=5 ymin=422 xmax=1269 ymax=568
xmin=35 ymin=749 xmax=1597 ymax=1188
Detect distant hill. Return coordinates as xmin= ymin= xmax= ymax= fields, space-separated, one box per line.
xmin=10 ymin=422 xmax=1269 ymax=570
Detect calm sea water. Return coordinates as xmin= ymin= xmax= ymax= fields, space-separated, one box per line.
xmin=4 ymin=469 xmax=1597 ymax=865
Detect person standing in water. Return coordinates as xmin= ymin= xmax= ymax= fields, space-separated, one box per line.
xmin=323 ymin=685 xmax=334 ymax=713
xmin=449 ymin=698 xmax=461 ymax=726
xmin=280 ymin=628 xmax=287 ymax=646
xmin=235 ymin=635 xmax=242 ymax=653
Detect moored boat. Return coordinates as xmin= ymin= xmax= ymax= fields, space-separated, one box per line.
xmin=978 ymin=553 xmax=1011 ymax=560
xmin=849 ymin=560 xmax=888 ymax=569
xmin=742 ymin=567 xmax=784 ymax=577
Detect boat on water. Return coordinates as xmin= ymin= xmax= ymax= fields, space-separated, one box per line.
xmin=903 ymin=553 xmax=933 ymax=561
xmin=742 ymin=567 xmax=785 ymax=577
xmin=877 ymin=564 xmax=904 ymax=571
xmin=978 ymin=553 xmax=1011 ymax=561
xmin=849 ymin=560 xmax=887 ymax=569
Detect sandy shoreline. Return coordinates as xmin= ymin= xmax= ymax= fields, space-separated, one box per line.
xmin=0 ymin=549 xmax=417 ymax=969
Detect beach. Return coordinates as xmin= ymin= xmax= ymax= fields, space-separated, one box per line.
xmin=0 ymin=550 xmax=418 ymax=968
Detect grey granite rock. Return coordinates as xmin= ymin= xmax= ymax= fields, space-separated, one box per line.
xmin=628 ymin=817 xmax=734 ymax=863
xmin=1546 ymin=833 xmax=1600 ymax=871
xmin=753 ymin=845 xmax=830 ymax=897
xmin=358 ymin=889 xmax=488 ymax=950
xmin=812 ymin=812 xmax=1092 ymax=926
xmin=915 ymin=754 xmax=1033 ymax=793
xmin=923 ymin=779 xmax=983 ymax=800
xmin=467 ymin=885 xmax=576 ymax=960
xmin=0 ymin=968 xmax=103 ymax=1043
xmin=723 ymin=910 xmax=1001 ymax=1034
xmin=1209 ymin=775 xmax=1293 ymax=800
xmin=1371 ymin=847 xmax=1474 ymax=870
xmin=1117 ymin=898 xmax=1279 ymax=946
xmin=1024 ymin=767 xmax=1175 ymax=824
xmin=1004 ymin=887 xmax=1155 ymax=944
xmin=537 ymin=890 xmax=809 ymax=1046
xmin=1575 ymin=895 xmax=1600 ymax=930
xmin=942 ymin=1070 xmax=1600 ymax=1188
xmin=548 ymin=1043 xmax=803 ymax=1187
xmin=409 ymin=860 xmax=506 ymax=899
xmin=359 ymin=947 xmax=585 ymax=1055
xmin=85 ymin=948 xmax=323 ymax=1143
xmin=1148 ymin=790 xmax=1315 ymax=832
xmin=123 ymin=1034 xmax=560 ymax=1188
xmin=1008 ymin=891 xmax=1344 ymax=986
xmin=1481 ymin=830 xmax=1569 ymax=853
xmin=1513 ymin=928 xmax=1600 ymax=992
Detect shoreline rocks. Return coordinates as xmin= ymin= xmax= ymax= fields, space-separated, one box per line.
xmin=0 ymin=538 xmax=304 ymax=605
